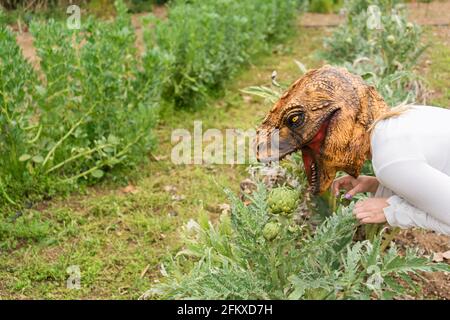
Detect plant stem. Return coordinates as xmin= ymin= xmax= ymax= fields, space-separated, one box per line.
xmin=45 ymin=143 xmax=113 ymax=174
xmin=63 ymin=164 xmax=103 ymax=183
xmin=0 ymin=178 xmax=16 ymax=206
xmin=380 ymin=227 xmax=400 ymax=253
xmin=61 ymin=131 xmax=145 ymax=183
xmin=42 ymin=103 xmax=96 ymax=168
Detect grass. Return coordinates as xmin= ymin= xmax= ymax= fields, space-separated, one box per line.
xmin=0 ymin=22 xmax=324 ymax=299
xmin=424 ymin=29 xmax=450 ymax=107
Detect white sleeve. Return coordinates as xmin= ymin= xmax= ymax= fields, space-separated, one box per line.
xmin=375 ymin=160 xmax=450 ymax=235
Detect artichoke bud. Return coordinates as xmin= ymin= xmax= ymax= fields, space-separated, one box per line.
xmin=287 ymin=223 xmax=298 ymax=233
xmin=263 ymin=222 xmax=281 ymax=241
xmin=267 ymin=187 xmax=299 ymax=215
xmin=386 ymin=35 xmax=396 ymax=44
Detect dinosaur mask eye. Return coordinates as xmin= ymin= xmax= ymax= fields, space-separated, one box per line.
xmin=287 ymin=112 xmax=304 ymax=128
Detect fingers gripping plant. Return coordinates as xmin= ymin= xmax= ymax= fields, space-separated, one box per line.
xmin=144 ymin=184 xmax=449 ymax=300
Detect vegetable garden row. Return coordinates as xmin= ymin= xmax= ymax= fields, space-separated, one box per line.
xmin=0 ymin=0 xmax=300 ymax=209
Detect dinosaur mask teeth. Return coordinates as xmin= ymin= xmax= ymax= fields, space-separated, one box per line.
xmin=302 ymin=148 xmax=320 ymax=194
xmin=299 ymin=110 xmax=337 ymax=194
xmin=310 ymin=162 xmax=319 ymax=194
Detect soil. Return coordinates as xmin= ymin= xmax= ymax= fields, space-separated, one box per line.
xmin=130 ymin=13 xmax=146 ymax=56
xmin=130 ymin=6 xmax=167 ymax=56
xmin=407 ymin=1 xmax=450 ymax=26
xmin=15 ymin=32 xmax=39 ymax=70
xmin=300 ymin=12 xmax=344 ymax=27
xmin=431 ymin=25 xmax=450 ymax=44
xmin=396 ymin=229 xmax=450 ymax=299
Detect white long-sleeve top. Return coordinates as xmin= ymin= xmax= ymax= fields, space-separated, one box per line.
xmin=370 ymin=105 xmax=450 ymax=235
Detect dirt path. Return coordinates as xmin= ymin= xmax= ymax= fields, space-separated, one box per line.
xmin=130 ymin=6 xmax=167 ymax=56
xmin=407 ymin=0 xmax=450 ymax=26
xmin=300 ymin=1 xmax=450 ymax=27
xmin=15 ymin=32 xmax=39 ymax=70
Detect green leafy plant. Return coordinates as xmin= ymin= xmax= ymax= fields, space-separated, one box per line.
xmin=145 ymin=0 xmax=300 ymax=108
xmin=143 ymin=184 xmax=448 ymax=300
xmin=307 ymin=0 xmax=343 ymax=13
xmin=0 ymin=24 xmax=43 ymax=206
xmin=0 ymin=0 xmax=161 ymax=207
xmin=318 ymin=0 xmax=427 ymax=106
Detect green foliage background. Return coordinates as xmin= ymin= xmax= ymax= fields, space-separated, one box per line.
xmin=319 ymin=0 xmax=427 ymax=106
xmin=0 ymin=0 xmax=303 ymax=208
xmin=1 ymin=1 xmax=160 ymax=206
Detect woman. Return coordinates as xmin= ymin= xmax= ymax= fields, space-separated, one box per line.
xmin=255 ymin=65 xmax=450 ymax=235
xmin=333 ymin=104 xmax=450 ymax=235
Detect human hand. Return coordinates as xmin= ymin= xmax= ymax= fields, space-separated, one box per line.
xmin=331 ymin=175 xmax=379 ymax=199
xmin=353 ymin=198 xmax=388 ymax=224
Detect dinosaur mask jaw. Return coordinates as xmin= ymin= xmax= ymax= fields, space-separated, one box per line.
xmin=256 ymin=109 xmax=339 ymax=195
xmin=299 ymin=109 xmax=339 ymax=194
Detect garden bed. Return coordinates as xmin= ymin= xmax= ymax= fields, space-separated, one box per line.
xmin=1 ymin=0 xmax=449 ymax=300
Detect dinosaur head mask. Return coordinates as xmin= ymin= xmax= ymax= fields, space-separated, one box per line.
xmin=255 ymin=65 xmax=388 ymax=194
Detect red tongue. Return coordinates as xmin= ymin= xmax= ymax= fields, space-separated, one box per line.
xmin=302 ymin=151 xmax=313 ymax=185
xmin=308 ymin=121 xmax=328 ymax=153
xmin=301 ymin=119 xmax=329 ymax=185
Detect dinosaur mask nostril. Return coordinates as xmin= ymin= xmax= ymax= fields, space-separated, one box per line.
xmin=256 ymin=141 xmax=265 ymax=156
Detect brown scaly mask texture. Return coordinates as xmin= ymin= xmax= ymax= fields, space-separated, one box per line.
xmin=255 ymin=65 xmax=389 ymax=194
